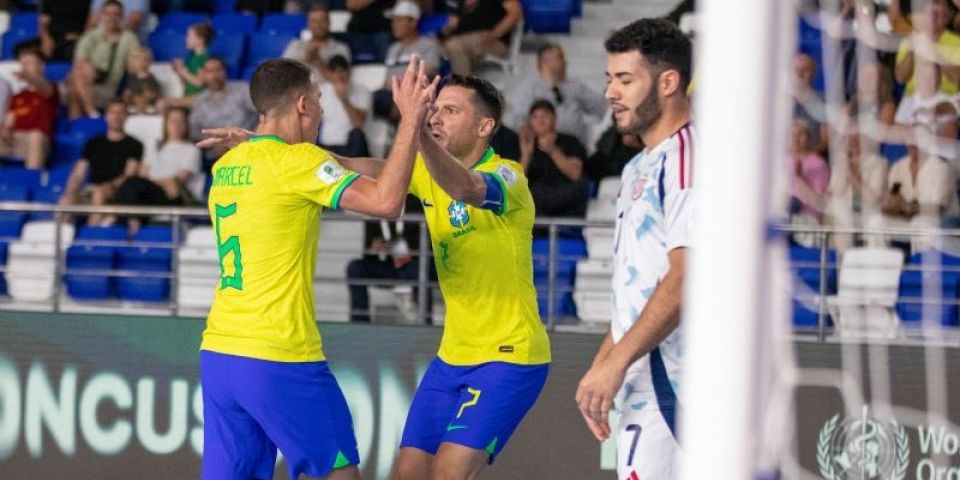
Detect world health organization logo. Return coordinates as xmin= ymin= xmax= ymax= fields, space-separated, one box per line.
xmin=817 ymin=410 xmax=909 ymax=480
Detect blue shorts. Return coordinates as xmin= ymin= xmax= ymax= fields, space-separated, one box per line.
xmin=199 ymin=351 xmax=360 ymax=480
xmin=400 ymin=357 xmax=549 ymax=462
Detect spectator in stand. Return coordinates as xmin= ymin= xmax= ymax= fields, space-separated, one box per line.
xmin=826 ymin=130 xmax=889 ymax=251
xmin=87 ymin=0 xmax=150 ymax=41
xmin=519 ymin=100 xmax=589 ymax=218
xmin=59 ymin=100 xmax=143 ymax=226
xmin=189 ymin=57 xmax=258 ymax=170
xmin=490 ymin=124 xmax=520 ymax=161
xmin=110 ymin=107 xmax=202 ymax=234
xmin=318 ymin=55 xmax=372 ymax=157
xmin=346 ymin=0 xmax=395 ymax=62
xmin=585 ymin=123 xmax=643 ymax=182
xmin=119 ymin=46 xmax=161 ymax=115
xmin=282 ymin=4 xmax=351 ymax=77
xmin=39 ymin=2 xmax=90 ymax=61
xmin=793 ymin=52 xmax=829 ymax=154
xmin=441 ymin=0 xmax=522 ymax=76
xmin=373 ymin=0 xmax=441 ymax=120
xmin=881 ymin=144 xmax=959 ymax=252
xmin=846 ymin=61 xmax=897 ymax=133
xmin=894 ymin=0 xmax=960 ymax=96
xmin=173 ymin=23 xmax=213 ymax=98
xmin=346 ymin=196 xmax=427 ymax=323
xmin=0 ymin=47 xmax=57 ymax=170
xmin=507 ymin=44 xmax=608 ymax=147
xmin=895 ymin=61 xmax=958 ymax=137
xmin=67 ymin=0 xmax=141 ymax=119
xmin=788 ymin=119 xmax=830 ymax=222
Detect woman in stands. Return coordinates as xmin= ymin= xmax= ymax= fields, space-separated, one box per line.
xmin=109 ymin=107 xmax=202 ymax=235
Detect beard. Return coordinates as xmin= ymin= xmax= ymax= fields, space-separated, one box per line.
xmin=618 ymin=85 xmax=662 ymax=136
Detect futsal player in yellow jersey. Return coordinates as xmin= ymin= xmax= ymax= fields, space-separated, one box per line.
xmin=199 ymin=57 xmax=437 ymax=480
xmin=389 ymin=76 xmax=552 ymax=480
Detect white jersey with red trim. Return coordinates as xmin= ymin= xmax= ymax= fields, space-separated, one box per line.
xmin=611 ymin=123 xmax=695 ymax=411
xmin=612 ymin=123 xmax=694 ymax=479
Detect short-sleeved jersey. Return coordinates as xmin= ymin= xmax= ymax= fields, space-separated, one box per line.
xmin=612 ymin=124 xmax=695 ymax=413
xmin=409 ymin=147 xmax=551 ymax=366
xmin=202 ymin=135 xmax=360 ymax=363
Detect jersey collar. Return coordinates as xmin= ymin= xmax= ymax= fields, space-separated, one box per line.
xmin=469 ymin=147 xmax=496 ymax=170
xmin=249 ymin=134 xmax=287 ymax=144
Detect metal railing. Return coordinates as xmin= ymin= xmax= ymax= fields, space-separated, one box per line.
xmin=0 ymin=202 xmax=614 ymax=330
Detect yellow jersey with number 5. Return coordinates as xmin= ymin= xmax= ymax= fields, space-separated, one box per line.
xmin=202 ymin=135 xmax=359 ymax=362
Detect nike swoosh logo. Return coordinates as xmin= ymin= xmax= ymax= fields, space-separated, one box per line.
xmin=421 ymin=200 xmax=434 ymax=207
xmin=446 ymin=424 xmax=468 ymax=432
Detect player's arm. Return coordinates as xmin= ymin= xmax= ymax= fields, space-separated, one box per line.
xmin=338 ymin=57 xmax=440 ymax=218
xmin=334 ymin=154 xmax=385 ymax=179
xmin=416 ymin=123 xmax=489 ymax=207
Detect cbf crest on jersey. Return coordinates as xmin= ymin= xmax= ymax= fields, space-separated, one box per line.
xmin=448 ymin=200 xmax=470 ymax=228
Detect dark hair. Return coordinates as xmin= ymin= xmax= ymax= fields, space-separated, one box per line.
xmin=249 ymin=58 xmax=314 ymax=115
xmin=443 ymin=74 xmax=503 ymax=130
xmin=536 ymin=44 xmax=562 ymax=63
xmin=13 ymin=42 xmax=42 ymax=61
xmin=102 ymin=0 xmax=124 ymax=11
xmin=529 ymin=99 xmax=555 ymax=116
xmin=204 ymin=56 xmax=227 ymax=70
xmin=605 ymin=18 xmax=692 ymax=91
xmin=107 ymin=98 xmax=127 ymax=110
xmin=161 ymin=107 xmax=190 ymax=146
xmin=327 ymin=54 xmax=350 ymax=71
xmin=306 ymin=0 xmax=331 ymax=13
xmin=190 ymin=23 xmax=214 ymax=46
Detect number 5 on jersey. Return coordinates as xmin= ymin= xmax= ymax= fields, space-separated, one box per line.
xmin=215 ymin=203 xmax=243 ymax=290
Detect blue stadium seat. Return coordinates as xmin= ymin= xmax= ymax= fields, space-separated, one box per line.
xmin=245 ymin=33 xmax=294 ymax=71
xmin=0 ymin=185 xmax=27 ymax=296
xmin=212 ymin=12 xmax=257 ymax=34
xmin=10 ymin=12 xmax=38 ymax=34
xmin=69 ymin=117 xmax=108 ymax=137
xmin=790 ymin=245 xmax=837 ymax=294
xmin=897 ymin=251 xmax=960 ymax=327
xmin=215 ymin=0 xmax=237 ymax=13
xmin=533 ymin=237 xmax=586 ymax=318
xmin=156 ymin=13 xmax=209 ymax=33
xmin=418 ymin=14 xmax=448 ymax=36
xmin=149 ymin=30 xmax=190 ymax=62
xmin=0 ymin=167 xmax=41 ymax=189
xmin=26 ymin=184 xmax=63 ymax=221
xmin=116 ymin=226 xmax=174 ymax=302
xmin=209 ymin=31 xmax=245 ymax=79
xmin=44 ymin=62 xmax=72 ymax=83
xmin=46 ymin=163 xmax=76 ymax=189
xmin=65 ymin=226 xmax=127 ymax=300
xmin=798 ymin=17 xmax=825 ymax=93
xmin=881 ymin=144 xmax=908 ymax=164
xmin=335 ymin=32 xmax=390 ymax=64
xmin=51 ymin=132 xmax=89 ymax=166
xmin=792 ymin=300 xmax=824 ymax=328
xmin=2 ymin=29 xmax=36 ymax=60
xmin=260 ymin=13 xmax=307 ymax=36
xmin=521 ymin=0 xmax=572 ymax=33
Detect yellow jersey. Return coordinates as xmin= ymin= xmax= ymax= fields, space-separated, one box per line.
xmin=409 ymin=147 xmax=551 ymax=366
xmin=202 ymin=135 xmax=360 ymax=362
xmin=896 ymin=30 xmax=960 ymax=96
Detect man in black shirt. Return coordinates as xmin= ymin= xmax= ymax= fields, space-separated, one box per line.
xmin=40 ymin=2 xmax=91 ymax=61
xmin=518 ymin=99 xmax=589 ymax=218
xmin=60 ymin=99 xmax=143 ymax=225
xmin=440 ymin=0 xmax=521 ymax=75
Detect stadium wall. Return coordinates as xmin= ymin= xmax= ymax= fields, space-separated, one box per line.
xmin=1 ymin=312 xmax=959 ymax=479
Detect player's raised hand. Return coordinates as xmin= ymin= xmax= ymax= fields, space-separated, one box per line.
xmin=392 ymin=54 xmax=440 ymax=124
xmin=196 ymin=127 xmax=254 ymax=149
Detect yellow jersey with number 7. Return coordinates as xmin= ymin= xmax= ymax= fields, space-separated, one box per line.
xmin=202 ymin=135 xmax=360 ymax=362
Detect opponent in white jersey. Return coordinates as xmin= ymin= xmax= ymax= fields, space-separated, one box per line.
xmin=576 ymin=19 xmax=694 ymax=480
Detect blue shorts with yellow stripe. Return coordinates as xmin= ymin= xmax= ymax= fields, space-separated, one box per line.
xmin=400 ymin=357 xmax=549 ymax=462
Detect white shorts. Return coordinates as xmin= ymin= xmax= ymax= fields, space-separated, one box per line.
xmin=616 ymin=407 xmax=681 ymax=479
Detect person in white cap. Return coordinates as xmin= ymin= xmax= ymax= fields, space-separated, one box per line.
xmin=374 ymin=0 xmax=443 ymax=121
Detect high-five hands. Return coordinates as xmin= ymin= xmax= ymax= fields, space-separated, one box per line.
xmin=392 ymin=54 xmax=441 ymax=126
